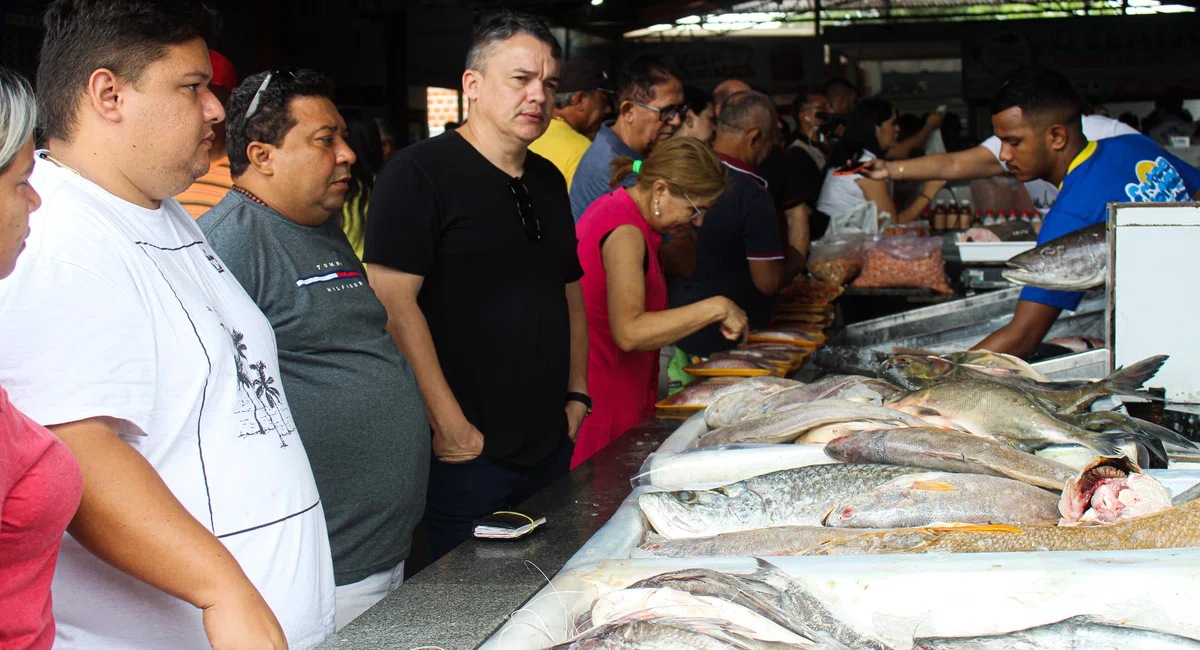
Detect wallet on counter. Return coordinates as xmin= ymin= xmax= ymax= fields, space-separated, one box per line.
xmin=473 ymin=510 xmax=547 ymax=540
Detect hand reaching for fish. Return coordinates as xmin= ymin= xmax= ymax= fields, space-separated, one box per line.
xmin=432 ymin=418 xmax=484 ymax=463
xmin=713 ymin=297 xmax=749 ymax=343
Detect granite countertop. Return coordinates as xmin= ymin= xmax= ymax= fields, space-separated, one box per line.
xmin=317 ymin=416 xmax=683 ymax=650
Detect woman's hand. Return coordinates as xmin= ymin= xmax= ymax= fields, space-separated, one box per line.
xmin=710 ymin=297 xmax=749 ymax=342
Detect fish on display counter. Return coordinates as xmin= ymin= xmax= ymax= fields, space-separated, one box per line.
xmin=703 ymin=377 xmax=803 ymax=429
xmin=655 ymin=378 xmax=744 ymax=410
xmin=637 ymin=463 xmax=913 ymax=538
xmin=1058 ymin=456 xmax=1173 ymax=526
xmin=823 ymin=472 xmax=1062 ymax=529
xmin=639 ymin=525 xmax=889 ymax=559
xmin=824 ymin=428 xmax=1077 ymax=490
xmin=697 ymin=399 xmax=928 ymax=448
xmin=939 ymin=350 xmax=1049 ymax=380
xmin=913 ymin=615 xmax=1200 ymax=649
xmin=1001 ymin=221 xmax=1106 ymax=291
xmin=1045 ymin=335 xmax=1106 ymax=352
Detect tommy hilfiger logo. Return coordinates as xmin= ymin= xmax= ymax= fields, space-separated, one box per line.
xmin=295 ymin=270 xmax=363 ymax=287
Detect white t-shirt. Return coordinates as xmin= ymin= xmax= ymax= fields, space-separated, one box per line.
xmin=815 ymin=150 xmax=880 ymax=220
xmin=981 ymin=114 xmax=1140 ymax=215
xmin=0 ymin=157 xmax=335 ymax=649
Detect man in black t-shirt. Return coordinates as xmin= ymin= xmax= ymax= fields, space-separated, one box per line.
xmin=363 ymin=12 xmax=590 ymax=561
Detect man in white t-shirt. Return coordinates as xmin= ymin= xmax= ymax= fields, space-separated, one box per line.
xmin=864 ymin=110 xmax=1138 ymax=215
xmin=0 ymin=1 xmax=334 ymax=648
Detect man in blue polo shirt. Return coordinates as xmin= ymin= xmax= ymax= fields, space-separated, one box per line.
xmin=569 ymin=55 xmax=684 ymax=221
xmin=976 ymin=67 xmax=1200 ymax=357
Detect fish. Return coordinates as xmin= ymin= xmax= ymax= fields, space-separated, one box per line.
xmin=697 ymin=400 xmax=930 ymax=448
xmin=637 ymin=463 xmax=914 ymax=538
xmin=776 ymin=575 xmax=892 ymax=650
xmin=803 ymin=488 xmax=1200 ymax=556
xmin=657 ymin=378 xmax=745 ymax=409
xmin=1058 ymin=456 xmax=1172 ymax=526
xmin=1001 ymin=222 xmax=1106 ymax=291
xmin=885 ymin=379 xmax=1132 ymax=456
xmin=712 ymin=349 xmax=796 ymax=365
xmin=879 ymin=354 xmax=1168 ymax=414
xmin=1046 ymin=335 xmax=1105 ymax=353
xmin=823 ymin=472 xmax=1062 ymax=529
xmin=824 ymin=428 xmax=1077 ymax=490
xmin=812 ymin=346 xmax=895 ymax=377
xmin=748 ymin=329 xmax=825 ymax=347
xmin=587 ymin=588 xmax=815 ymax=646
xmin=550 ymin=616 xmax=817 ymax=649
xmin=912 ymin=615 xmax=1200 ymax=649
xmin=940 ymin=350 xmax=1050 ymax=380
xmin=737 ymin=377 xmax=896 ymax=421
xmin=639 ymin=525 xmax=889 ymax=558
xmin=686 ymin=358 xmax=777 ymax=376
xmin=704 ymin=378 xmax=804 ymax=429
xmin=1061 ymin=410 xmax=1198 ymax=462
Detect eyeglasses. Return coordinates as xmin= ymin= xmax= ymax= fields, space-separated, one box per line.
xmin=676 ymin=187 xmax=706 ymax=221
xmin=508 ymin=177 xmax=541 ymax=243
xmin=631 ymin=100 xmax=687 ymax=123
xmin=243 ymin=69 xmax=296 ymax=123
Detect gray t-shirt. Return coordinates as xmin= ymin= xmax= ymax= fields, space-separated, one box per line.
xmin=199 ymin=189 xmax=430 ymax=585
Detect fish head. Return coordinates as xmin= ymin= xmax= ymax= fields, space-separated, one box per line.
xmin=638 ymin=483 xmax=767 ymax=538
xmin=876 ymin=355 xmax=951 ymax=390
xmin=823 ymin=475 xmax=926 ymax=528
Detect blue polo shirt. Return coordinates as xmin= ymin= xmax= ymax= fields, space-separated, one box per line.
xmin=570 ymin=120 xmax=640 ymax=221
xmin=1023 ymin=134 xmax=1200 ymax=311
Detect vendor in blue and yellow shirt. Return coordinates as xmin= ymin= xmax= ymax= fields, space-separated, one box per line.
xmin=976 ymin=67 xmax=1200 ymax=358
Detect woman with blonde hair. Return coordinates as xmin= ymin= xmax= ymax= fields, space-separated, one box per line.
xmin=572 ymin=136 xmax=747 ymax=467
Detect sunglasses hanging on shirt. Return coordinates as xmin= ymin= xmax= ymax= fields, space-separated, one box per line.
xmin=508 ymin=177 xmax=541 ymax=243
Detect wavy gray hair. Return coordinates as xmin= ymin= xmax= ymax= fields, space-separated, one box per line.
xmin=0 ymin=67 xmax=36 ymax=174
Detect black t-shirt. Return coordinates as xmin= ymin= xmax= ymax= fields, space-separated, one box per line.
xmin=364 ymin=131 xmax=584 ymax=468
xmin=677 ymin=159 xmax=783 ymax=357
xmin=779 ymin=140 xmax=830 ymax=240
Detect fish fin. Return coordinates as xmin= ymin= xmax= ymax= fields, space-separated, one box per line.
xmin=1069 ymin=430 xmax=1126 ymax=458
xmin=905 ymin=406 xmax=943 ymax=418
xmin=909 ymin=480 xmax=958 ymax=492
xmin=926 ymin=523 xmax=1026 ymax=534
xmin=1102 ymin=354 xmax=1169 ymax=392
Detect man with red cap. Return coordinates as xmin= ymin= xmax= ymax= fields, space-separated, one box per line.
xmin=177 ymin=49 xmax=237 ymax=218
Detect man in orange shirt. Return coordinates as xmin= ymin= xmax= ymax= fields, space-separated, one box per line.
xmin=177 ymin=49 xmax=237 ymax=218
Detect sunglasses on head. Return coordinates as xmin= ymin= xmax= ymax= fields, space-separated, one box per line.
xmin=508 ymin=177 xmax=541 ymax=243
xmin=243 ymin=69 xmax=297 ymax=124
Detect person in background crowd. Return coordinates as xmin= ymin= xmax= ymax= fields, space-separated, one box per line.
xmin=712 ymin=78 xmax=752 ymax=116
xmin=1119 ymin=111 xmax=1140 ymax=131
xmin=339 ymin=113 xmax=385 ymax=258
xmin=974 ymin=68 xmax=1200 ymax=358
xmin=0 ymin=65 xmax=83 ymax=650
xmin=863 ymin=69 xmax=1140 ymax=217
xmin=670 ymin=92 xmax=805 ymax=386
xmin=894 ymin=114 xmax=929 ymax=158
xmin=570 ymin=55 xmax=684 ymax=221
xmin=823 ymin=77 xmax=859 ymax=116
xmin=817 ymin=98 xmax=946 ymax=227
xmin=176 ymin=49 xmax=237 ymax=218
xmin=198 ymin=69 xmax=431 ymax=631
xmin=573 ymin=137 xmax=744 ymax=467
xmin=364 ymin=12 xmax=588 ymax=561
xmin=376 ymin=115 xmax=399 ymax=159
xmin=884 ymin=109 xmax=943 ymax=160
xmin=940 ymin=112 xmax=968 ymax=152
xmin=774 ymin=90 xmax=832 ymax=254
xmin=1092 ymin=105 xmax=1110 ymax=117
xmin=529 ymin=57 xmax=614 ymax=190
xmin=0 ymin=1 xmax=337 ymax=649
xmin=1142 ymin=94 xmax=1193 ymax=144
xmin=674 ymin=86 xmax=716 ymax=146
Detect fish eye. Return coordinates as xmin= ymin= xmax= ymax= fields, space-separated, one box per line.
xmin=676 ymin=490 xmax=697 ymax=504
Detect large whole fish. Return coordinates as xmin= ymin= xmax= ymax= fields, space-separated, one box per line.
xmin=741 ymin=377 xmax=902 ymax=420
xmin=586 ymin=588 xmax=814 ymax=646
xmin=704 ymin=377 xmax=802 ymax=429
xmin=913 ymin=615 xmax=1200 ymax=649
xmin=697 ymin=400 xmax=928 ymax=448
xmin=824 ymin=428 xmax=1077 ymax=490
xmin=803 ymin=489 xmax=1200 ymax=556
xmin=824 ymin=472 xmax=1062 ymax=529
xmin=657 ymin=378 xmax=744 ymax=409
xmin=885 ymin=379 xmax=1133 ymax=456
xmin=639 ymin=526 xmax=888 ymax=559
xmin=638 ymin=463 xmax=913 ymax=538
xmin=879 ymin=354 xmax=1167 ymax=414
xmin=549 ymin=616 xmax=824 ymax=649
xmin=1001 ymin=222 xmax=1106 ymax=291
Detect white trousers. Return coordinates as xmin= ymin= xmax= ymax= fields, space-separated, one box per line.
xmin=334 ymin=560 xmax=405 ymax=631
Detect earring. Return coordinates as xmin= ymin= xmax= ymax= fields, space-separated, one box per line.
xmin=654 ymin=199 xmax=660 ymax=216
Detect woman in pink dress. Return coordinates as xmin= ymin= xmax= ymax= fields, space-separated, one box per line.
xmin=0 ymin=66 xmax=83 ymax=650
xmin=572 ymin=137 xmax=747 ymax=467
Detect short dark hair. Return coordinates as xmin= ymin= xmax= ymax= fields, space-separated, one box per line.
xmin=225 ymin=69 xmax=336 ymax=177
xmin=37 ymin=0 xmax=219 ymax=142
xmin=682 ymin=85 xmax=713 ymax=117
xmin=617 ymin=55 xmax=679 ymax=105
xmin=717 ymin=91 xmax=776 ymax=135
xmin=823 ymin=77 xmax=858 ymax=102
xmin=465 ymin=11 xmax=561 ymax=74
xmin=989 ymin=66 xmax=1082 ymax=130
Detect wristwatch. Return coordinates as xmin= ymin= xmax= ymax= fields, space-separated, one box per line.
xmin=566 ymin=392 xmax=593 ymax=416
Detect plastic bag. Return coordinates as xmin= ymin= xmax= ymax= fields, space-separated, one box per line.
xmin=852 ymin=235 xmax=953 ymax=294
xmin=826 ymin=201 xmax=883 ymax=236
xmin=808 ymin=233 xmax=868 ymax=285
xmin=882 ymin=220 xmax=931 ymax=237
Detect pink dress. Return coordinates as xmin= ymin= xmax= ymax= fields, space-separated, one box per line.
xmin=572 ymin=189 xmax=667 ymax=468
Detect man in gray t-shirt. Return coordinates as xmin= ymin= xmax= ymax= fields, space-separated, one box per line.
xmin=198 ymin=69 xmax=430 ymax=630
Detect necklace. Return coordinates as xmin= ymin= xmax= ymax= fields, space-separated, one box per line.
xmin=40 ymin=152 xmax=82 ymax=177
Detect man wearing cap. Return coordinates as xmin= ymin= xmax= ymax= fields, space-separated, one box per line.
xmin=528 ymin=58 xmax=613 ymax=190
xmin=177 ymin=49 xmax=237 ymax=218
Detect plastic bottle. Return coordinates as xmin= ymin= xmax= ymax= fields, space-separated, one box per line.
xmin=933 ymin=200 xmax=947 ymax=231
xmin=958 ymin=201 xmax=973 ymax=230
xmin=983 ymin=210 xmax=996 ymax=226
xmin=1020 ymin=210 xmax=1032 ymax=223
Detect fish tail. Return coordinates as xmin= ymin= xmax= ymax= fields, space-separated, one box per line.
xmin=1101 ymin=354 xmax=1169 ymax=393
xmin=1068 ymin=430 xmax=1126 ymax=458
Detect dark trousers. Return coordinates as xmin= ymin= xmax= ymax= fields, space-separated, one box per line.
xmin=423 ymin=436 xmax=573 ymax=561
